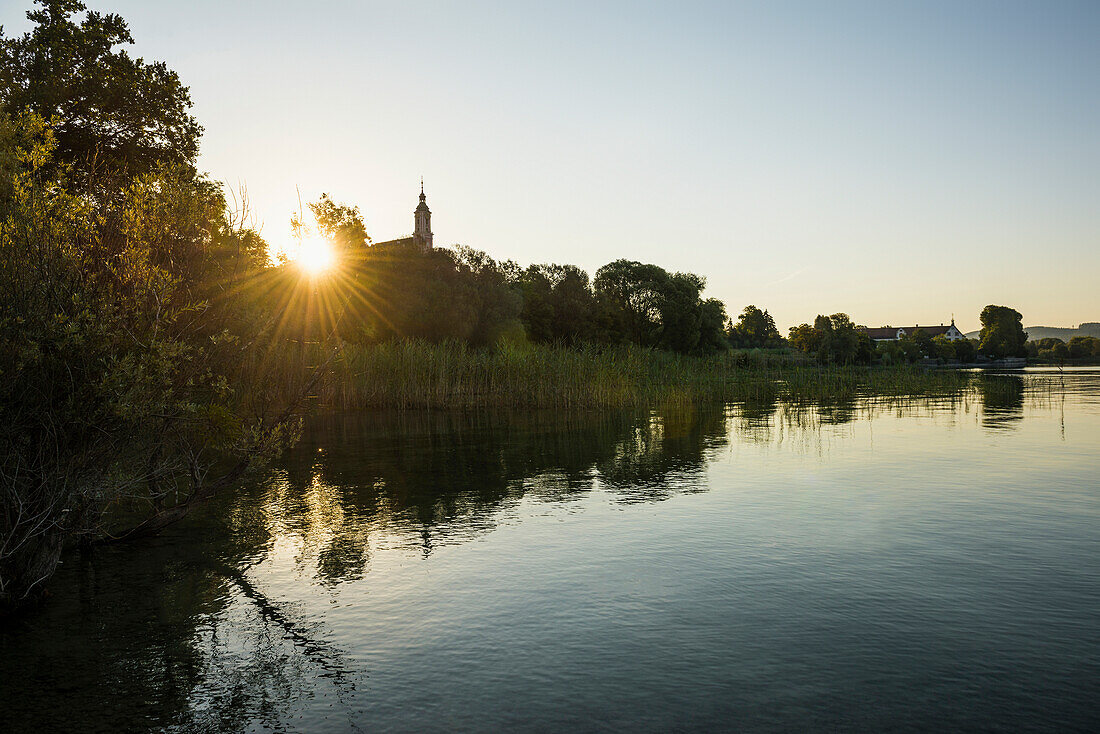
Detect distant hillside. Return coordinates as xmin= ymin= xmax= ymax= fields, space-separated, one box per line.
xmin=964 ymin=322 xmax=1100 ymax=341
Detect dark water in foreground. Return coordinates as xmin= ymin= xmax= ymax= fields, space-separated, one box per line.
xmin=3 ymin=369 xmax=1100 ymax=733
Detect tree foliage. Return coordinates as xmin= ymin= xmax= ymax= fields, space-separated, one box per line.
xmin=515 ymin=263 xmax=597 ymax=345
xmin=593 ymin=259 xmax=726 ymax=355
xmin=300 ymin=193 xmax=369 ymax=253
xmin=0 ymin=110 xmax=306 ymax=613
xmin=727 ymin=305 xmax=783 ymax=348
xmin=787 ymin=314 xmax=873 ymax=364
xmin=0 ymin=0 xmax=202 ymax=186
xmin=1027 ymin=335 xmax=1100 ymax=361
xmin=1068 ymin=336 xmax=1100 ymax=359
xmin=978 ymin=305 xmax=1027 ymax=359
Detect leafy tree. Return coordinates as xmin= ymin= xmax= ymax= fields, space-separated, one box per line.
xmin=787 ymin=315 xmax=871 ymax=364
xmin=593 ymin=259 xmax=724 ymax=355
xmin=909 ymin=328 xmax=934 ymax=357
xmin=931 ymin=335 xmax=955 ymax=361
xmin=515 ymin=263 xmax=597 ymax=345
xmin=593 ymin=259 xmax=669 ymax=347
xmin=787 ymin=323 xmax=820 ymax=354
xmin=1026 ymin=337 xmax=1062 ymax=359
xmin=656 ymin=271 xmax=707 ymax=354
xmin=978 ymin=305 xmax=1027 ymax=358
xmin=727 ymin=305 xmax=783 ymax=348
xmin=0 ymin=112 xmax=303 ymax=612
xmin=454 ymin=246 xmax=524 ymax=346
xmin=300 ymin=193 xmax=370 ymax=254
xmin=953 ymin=338 xmax=977 ymax=364
xmin=895 ymin=335 xmax=922 ymax=363
xmin=1038 ymin=342 xmax=1069 ymax=365
xmin=0 ymin=0 xmax=202 ymax=185
xmin=1068 ymin=336 xmax=1099 ymax=359
xmin=515 ymin=265 xmax=555 ymax=342
xmin=328 ymin=239 xmax=524 ymax=347
xmin=697 ymin=298 xmax=729 ymax=355
xmin=813 ymin=313 xmax=873 ymax=365
xmin=875 ymin=339 xmax=902 ymax=365
xmin=547 ymin=264 xmax=597 ymax=344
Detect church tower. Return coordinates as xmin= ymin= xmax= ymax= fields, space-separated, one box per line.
xmin=413 ymin=179 xmax=433 ymax=250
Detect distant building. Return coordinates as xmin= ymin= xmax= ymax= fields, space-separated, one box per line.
xmin=862 ymin=320 xmax=966 ymax=342
xmin=374 ymin=180 xmax=434 ymax=251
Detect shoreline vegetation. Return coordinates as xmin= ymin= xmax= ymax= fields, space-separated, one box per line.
xmin=304 ymin=340 xmax=975 ymax=410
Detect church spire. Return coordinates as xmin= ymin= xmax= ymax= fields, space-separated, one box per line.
xmin=414 ymin=179 xmax=432 ymax=249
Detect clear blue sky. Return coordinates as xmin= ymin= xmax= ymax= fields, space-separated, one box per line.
xmin=3 ymin=0 xmax=1098 ymax=331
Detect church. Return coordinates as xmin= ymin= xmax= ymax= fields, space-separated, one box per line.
xmin=373 ymin=181 xmax=434 ymax=251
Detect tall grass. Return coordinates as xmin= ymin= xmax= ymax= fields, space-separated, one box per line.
xmin=293 ymin=340 xmax=973 ymax=410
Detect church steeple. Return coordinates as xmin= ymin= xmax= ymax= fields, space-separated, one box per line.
xmin=413 ymin=178 xmax=432 ymax=249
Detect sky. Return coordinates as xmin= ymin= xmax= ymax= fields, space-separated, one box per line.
xmin=2 ymin=0 xmax=1098 ymax=331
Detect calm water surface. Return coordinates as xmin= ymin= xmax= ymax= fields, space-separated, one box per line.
xmin=3 ymin=369 xmax=1100 ymax=732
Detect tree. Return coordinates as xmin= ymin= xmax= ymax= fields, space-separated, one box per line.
xmin=0 ymin=112 xmax=309 ymax=613
xmin=787 ymin=323 xmax=820 ymax=354
xmin=655 ymin=271 xmax=706 ymax=354
xmin=697 ymin=298 xmax=729 ymax=355
xmin=910 ymin=328 xmax=934 ymax=358
xmin=593 ymin=259 xmax=725 ymax=355
xmin=547 ymin=264 xmax=597 ymax=344
xmin=454 ymin=246 xmax=523 ymax=346
xmin=0 ymin=0 xmax=202 ymax=185
xmin=895 ymin=335 xmax=922 ymax=363
xmin=304 ymin=193 xmax=369 ymax=252
xmin=1068 ymin=336 xmax=1100 ymax=359
xmin=953 ymin=338 xmax=977 ymax=364
xmin=977 ymin=305 xmax=1027 ymax=359
xmin=515 ymin=263 xmax=597 ymax=345
xmin=787 ymin=315 xmax=871 ymax=364
xmin=813 ymin=313 xmax=873 ymax=365
xmin=931 ymin=335 xmax=955 ymax=361
xmin=593 ymin=260 xmax=669 ymax=347
xmin=515 ymin=265 xmax=555 ymax=342
xmin=1027 ymin=337 xmax=1063 ymax=359
xmin=727 ymin=305 xmax=782 ymax=348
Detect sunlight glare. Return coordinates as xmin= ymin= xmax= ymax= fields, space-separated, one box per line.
xmin=295 ymin=236 xmax=336 ymax=275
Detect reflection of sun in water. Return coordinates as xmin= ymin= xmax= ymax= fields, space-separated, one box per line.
xmin=293 ymin=236 xmax=336 ymax=275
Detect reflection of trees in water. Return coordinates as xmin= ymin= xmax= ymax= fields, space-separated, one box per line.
xmin=1 ymin=542 xmax=235 ymax=731
xmin=0 ymin=480 xmax=364 ymax=732
xmin=978 ymin=374 xmax=1025 ymax=429
xmin=166 ymin=563 xmax=364 ymax=734
xmin=596 ymin=407 xmax=728 ymax=501
xmin=6 ymin=375 xmax=1062 ymax=731
xmin=265 ymin=407 xmax=733 ymax=570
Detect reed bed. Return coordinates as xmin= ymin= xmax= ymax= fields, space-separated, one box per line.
xmin=291 ymin=340 xmax=975 ymax=410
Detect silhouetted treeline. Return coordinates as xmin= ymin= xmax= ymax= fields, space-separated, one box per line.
xmin=1026 ymin=336 xmax=1100 ymax=363
xmin=785 ymin=306 xmax=1034 ymax=365
xmin=279 ymin=221 xmax=730 ymax=356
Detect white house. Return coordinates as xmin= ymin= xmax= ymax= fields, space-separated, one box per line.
xmin=862 ymin=320 xmax=966 ymax=342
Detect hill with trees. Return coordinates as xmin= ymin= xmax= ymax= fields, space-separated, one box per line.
xmin=965 ymin=322 xmax=1100 ymax=341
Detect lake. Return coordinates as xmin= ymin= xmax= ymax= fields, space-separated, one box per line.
xmin=2 ymin=369 xmax=1099 ymax=732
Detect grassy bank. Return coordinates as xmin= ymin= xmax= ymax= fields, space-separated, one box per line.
xmin=299 ymin=340 xmax=974 ymax=409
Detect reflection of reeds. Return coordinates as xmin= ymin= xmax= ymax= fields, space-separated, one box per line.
xmin=284 ymin=340 xmax=976 ymax=409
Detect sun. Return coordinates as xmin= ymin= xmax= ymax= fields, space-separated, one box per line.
xmin=294 ymin=236 xmax=336 ymax=275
